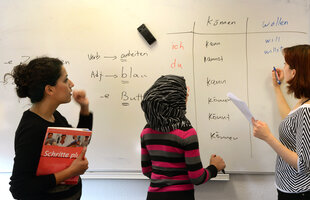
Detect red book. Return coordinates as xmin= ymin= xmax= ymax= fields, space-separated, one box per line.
xmin=36 ymin=127 xmax=92 ymax=185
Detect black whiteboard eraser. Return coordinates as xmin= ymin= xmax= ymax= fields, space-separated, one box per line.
xmin=137 ymin=24 xmax=156 ymax=45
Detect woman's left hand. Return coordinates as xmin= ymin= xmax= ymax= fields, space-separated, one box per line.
xmin=73 ymin=90 xmax=89 ymax=107
xmin=251 ymin=117 xmax=272 ymax=141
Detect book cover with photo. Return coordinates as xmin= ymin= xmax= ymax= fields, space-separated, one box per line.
xmin=36 ymin=127 xmax=92 ymax=185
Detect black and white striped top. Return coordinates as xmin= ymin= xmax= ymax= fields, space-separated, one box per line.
xmin=276 ymin=104 xmax=310 ymax=193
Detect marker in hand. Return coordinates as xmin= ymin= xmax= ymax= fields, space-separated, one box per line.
xmin=273 ymin=67 xmax=281 ymax=85
xmin=214 ymin=155 xmax=225 ymax=174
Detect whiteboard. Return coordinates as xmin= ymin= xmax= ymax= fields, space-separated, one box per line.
xmin=0 ymin=0 xmax=309 ymax=174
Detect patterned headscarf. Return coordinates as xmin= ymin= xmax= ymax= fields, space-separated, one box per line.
xmin=141 ymin=75 xmax=192 ymax=132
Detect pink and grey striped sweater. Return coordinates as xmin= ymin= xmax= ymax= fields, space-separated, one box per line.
xmin=141 ymin=125 xmax=217 ymax=194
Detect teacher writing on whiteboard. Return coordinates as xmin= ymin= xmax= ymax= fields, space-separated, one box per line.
xmin=140 ymin=75 xmax=226 ymax=200
xmin=252 ymin=45 xmax=310 ymax=200
xmin=5 ymin=57 xmax=93 ymax=200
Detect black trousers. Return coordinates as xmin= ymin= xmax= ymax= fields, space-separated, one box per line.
xmin=147 ymin=190 xmax=195 ymax=200
xmin=278 ymin=189 xmax=310 ymax=200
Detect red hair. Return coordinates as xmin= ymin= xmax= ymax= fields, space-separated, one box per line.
xmin=284 ymin=45 xmax=310 ymax=99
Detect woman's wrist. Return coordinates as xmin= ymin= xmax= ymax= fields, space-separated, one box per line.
xmin=273 ymin=84 xmax=282 ymax=91
xmin=273 ymin=85 xmax=284 ymax=97
xmin=80 ymin=104 xmax=90 ymax=115
xmin=54 ymin=167 xmax=74 ymax=185
xmin=265 ymin=132 xmax=276 ymax=144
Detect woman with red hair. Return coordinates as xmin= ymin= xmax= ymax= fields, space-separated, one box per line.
xmin=252 ymin=45 xmax=310 ymax=200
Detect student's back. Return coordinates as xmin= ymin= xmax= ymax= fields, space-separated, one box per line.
xmin=140 ymin=75 xmax=226 ymax=200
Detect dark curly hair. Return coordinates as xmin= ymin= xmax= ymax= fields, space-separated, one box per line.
xmin=4 ymin=57 xmax=63 ymax=103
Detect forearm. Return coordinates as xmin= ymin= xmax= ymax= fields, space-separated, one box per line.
xmin=141 ymin=161 xmax=152 ymax=178
xmin=141 ymin=146 xmax=152 ymax=178
xmin=54 ymin=167 xmax=75 ymax=185
xmin=206 ymin=165 xmax=218 ymax=179
xmin=77 ymin=112 xmax=93 ymax=130
xmin=80 ymin=104 xmax=90 ymax=116
xmin=10 ymin=173 xmax=56 ymax=198
xmin=274 ymin=86 xmax=290 ymax=119
xmin=142 ymin=168 xmax=152 ymax=178
xmin=185 ymin=151 xmax=212 ymax=184
xmin=266 ymin=134 xmax=298 ymax=169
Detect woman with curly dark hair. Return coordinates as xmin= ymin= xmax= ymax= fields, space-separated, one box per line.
xmin=5 ymin=57 xmax=93 ymax=200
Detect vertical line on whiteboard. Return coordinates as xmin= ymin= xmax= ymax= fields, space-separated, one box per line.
xmin=246 ymin=17 xmax=253 ymax=158
xmin=192 ymin=22 xmax=198 ymax=130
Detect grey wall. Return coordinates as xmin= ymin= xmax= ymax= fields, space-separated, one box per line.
xmin=0 ymin=173 xmax=276 ymax=200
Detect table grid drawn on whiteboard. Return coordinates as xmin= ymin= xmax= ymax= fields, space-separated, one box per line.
xmin=167 ymin=18 xmax=308 ymax=159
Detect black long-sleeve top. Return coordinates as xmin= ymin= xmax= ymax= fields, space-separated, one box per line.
xmin=10 ymin=110 xmax=93 ymax=200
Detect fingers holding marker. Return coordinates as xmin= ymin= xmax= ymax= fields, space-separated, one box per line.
xmin=210 ymin=154 xmax=226 ymax=172
xmin=273 ymin=67 xmax=281 ymax=85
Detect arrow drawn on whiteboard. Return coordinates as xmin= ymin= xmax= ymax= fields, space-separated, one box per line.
xmin=104 ymin=56 xmax=117 ymax=60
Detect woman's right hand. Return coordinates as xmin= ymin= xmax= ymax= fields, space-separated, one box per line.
xmin=272 ymin=68 xmax=284 ymax=87
xmin=54 ymin=148 xmax=89 ymax=184
xmin=210 ymin=154 xmax=226 ymax=171
xmin=68 ymin=148 xmax=89 ymax=177
xmin=251 ymin=118 xmax=273 ymax=142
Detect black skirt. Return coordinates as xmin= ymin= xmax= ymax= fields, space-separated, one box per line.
xmin=278 ymin=189 xmax=310 ymax=200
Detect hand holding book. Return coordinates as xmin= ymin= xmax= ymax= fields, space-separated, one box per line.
xmin=68 ymin=148 xmax=88 ymax=177
xmin=54 ymin=148 xmax=89 ymax=185
xmin=36 ymin=127 xmax=92 ymax=185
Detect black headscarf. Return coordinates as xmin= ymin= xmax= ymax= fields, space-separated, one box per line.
xmin=141 ymin=75 xmax=192 ymax=132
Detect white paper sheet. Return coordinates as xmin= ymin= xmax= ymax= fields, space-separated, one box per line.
xmin=227 ymin=92 xmax=254 ymax=123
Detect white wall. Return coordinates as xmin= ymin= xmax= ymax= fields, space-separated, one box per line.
xmin=0 ymin=173 xmax=276 ymax=200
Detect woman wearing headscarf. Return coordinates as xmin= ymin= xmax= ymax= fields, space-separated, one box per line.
xmin=140 ymin=75 xmax=226 ymax=200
